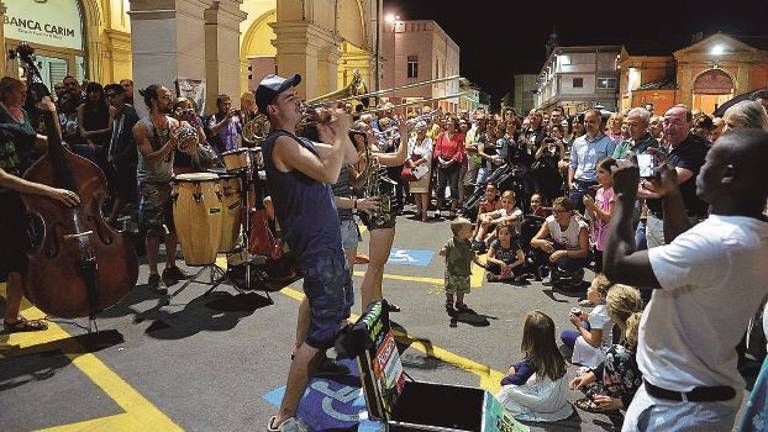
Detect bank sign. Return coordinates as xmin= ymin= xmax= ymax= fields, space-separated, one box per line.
xmin=5 ymin=0 xmax=84 ymax=51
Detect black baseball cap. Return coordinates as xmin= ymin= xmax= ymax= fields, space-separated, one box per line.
xmin=255 ymin=74 xmax=302 ymax=114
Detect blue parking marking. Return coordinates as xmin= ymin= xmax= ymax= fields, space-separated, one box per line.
xmin=387 ymin=249 xmax=435 ymax=267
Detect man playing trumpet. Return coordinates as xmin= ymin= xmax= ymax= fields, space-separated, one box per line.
xmin=256 ymin=74 xmax=357 ymax=432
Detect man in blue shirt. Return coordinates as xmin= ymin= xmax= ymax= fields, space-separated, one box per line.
xmin=568 ymin=109 xmax=617 ymax=212
xmin=258 ymin=75 xmax=358 ymax=432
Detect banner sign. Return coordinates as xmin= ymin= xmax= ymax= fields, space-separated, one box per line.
xmin=482 ymin=392 xmax=530 ymax=432
xmin=175 ymin=78 xmax=207 ymax=115
xmin=4 ymin=0 xmax=84 ymax=50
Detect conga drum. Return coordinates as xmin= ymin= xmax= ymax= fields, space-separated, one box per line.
xmin=217 ymin=173 xmax=242 ymax=252
xmin=221 ymin=149 xmax=250 ymax=173
xmin=172 ymin=173 xmax=223 ymax=266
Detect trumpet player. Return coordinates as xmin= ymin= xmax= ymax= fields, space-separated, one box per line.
xmin=256 ymin=74 xmax=357 ymax=432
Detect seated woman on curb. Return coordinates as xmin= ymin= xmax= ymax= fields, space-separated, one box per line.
xmin=569 ymin=284 xmax=645 ymax=414
xmin=530 ymin=196 xmax=590 ymax=289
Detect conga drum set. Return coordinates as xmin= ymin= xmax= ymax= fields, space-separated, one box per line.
xmin=168 ymin=147 xmax=271 ymax=301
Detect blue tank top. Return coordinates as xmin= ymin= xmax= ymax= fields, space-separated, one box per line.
xmin=262 ymin=129 xmax=343 ymax=263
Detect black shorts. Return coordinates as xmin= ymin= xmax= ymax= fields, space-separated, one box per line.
xmin=112 ymin=163 xmax=138 ymax=203
xmin=0 ymin=192 xmax=31 ymax=279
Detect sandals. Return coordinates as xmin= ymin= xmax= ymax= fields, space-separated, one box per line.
xmin=3 ymin=318 xmax=48 ymax=333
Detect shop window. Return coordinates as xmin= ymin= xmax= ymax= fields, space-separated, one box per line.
xmin=407 ymin=55 xmax=418 ymax=79
xmin=598 ymin=77 xmax=617 ymax=89
xmin=573 ymin=77 xmax=584 ymax=88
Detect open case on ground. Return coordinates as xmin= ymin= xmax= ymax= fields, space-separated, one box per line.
xmin=337 ymin=301 xmax=528 ymax=432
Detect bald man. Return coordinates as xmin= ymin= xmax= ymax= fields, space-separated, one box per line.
xmin=604 ymin=130 xmax=768 ymax=431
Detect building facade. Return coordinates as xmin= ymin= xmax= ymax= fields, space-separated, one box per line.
xmin=534 ymin=45 xmax=622 ymax=114
xmin=380 ymin=19 xmax=460 ymax=113
xmin=511 ymin=74 xmax=537 ymax=114
xmin=619 ymin=33 xmax=768 ymax=115
xmin=2 ymin=0 xmax=132 ymax=89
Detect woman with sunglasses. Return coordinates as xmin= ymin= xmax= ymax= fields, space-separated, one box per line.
xmin=530 ymin=196 xmax=590 ymax=289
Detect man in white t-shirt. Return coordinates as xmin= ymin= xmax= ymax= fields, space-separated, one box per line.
xmin=603 ymin=130 xmax=768 ymax=431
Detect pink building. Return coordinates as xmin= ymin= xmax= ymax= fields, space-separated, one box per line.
xmin=381 ymin=19 xmax=461 ymax=113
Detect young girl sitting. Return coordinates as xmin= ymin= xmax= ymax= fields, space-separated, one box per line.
xmin=486 ymin=223 xmax=526 ymax=283
xmin=583 ymin=158 xmax=617 ymax=273
xmin=473 ymin=190 xmax=523 ymax=250
xmin=496 ymin=310 xmax=573 ymax=422
xmin=560 ymin=274 xmax=614 ymax=369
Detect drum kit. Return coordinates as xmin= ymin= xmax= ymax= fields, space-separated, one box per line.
xmin=168 ymin=146 xmax=271 ymax=300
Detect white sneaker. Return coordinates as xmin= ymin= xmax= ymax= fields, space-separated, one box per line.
xmin=267 ymin=416 xmax=309 ymax=432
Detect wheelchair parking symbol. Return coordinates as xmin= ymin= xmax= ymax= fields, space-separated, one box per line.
xmin=387 ymin=249 xmax=434 ymax=267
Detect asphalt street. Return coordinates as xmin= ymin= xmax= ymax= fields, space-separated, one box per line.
xmin=0 ymin=211 xmax=757 ymax=431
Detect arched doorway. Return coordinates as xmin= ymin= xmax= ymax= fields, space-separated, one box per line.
xmin=693 ymin=69 xmax=734 ymax=114
xmin=241 ymin=9 xmax=277 ymax=91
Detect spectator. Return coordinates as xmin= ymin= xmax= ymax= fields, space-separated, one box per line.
xmin=532 ymin=125 xmax=566 ymax=202
xmin=530 ymin=196 xmax=590 ymax=289
xmin=568 ymin=109 xmax=617 ymax=213
xmin=434 ymin=116 xmax=464 ymax=216
xmin=569 ymin=284 xmax=644 ymax=413
xmin=648 ymin=115 xmax=663 ymax=140
xmin=120 ymin=79 xmax=134 ymax=105
xmin=723 ymin=100 xmax=768 ymax=132
xmin=639 ymin=105 xmax=709 ymax=248
xmin=604 ymin=130 xmax=768 ymax=431
xmin=473 ymin=190 xmax=523 ymax=249
xmin=583 ymin=157 xmax=617 ymax=273
xmin=78 ymin=82 xmax=113 ymax=173
xmin=710 ymin=117 xmax=726 ymax=142
xmin=612 ymin=108 xmax=658 ymax=159
xmin=104 ymin=83 xmax=140 ymax=224
xmin=692 ymin=115 xmax=715 ymax=142
xmin=485 ymin=223 xmax=526 ymax=283
xmin=749 ymin=88 xmax=768 ymax=113
xmin=495 ymin=311 xmax=573 ymax=422
xmin=606 ymin=113 xmax=625 ymax=144
xmin=560 ymin=274 xmax=614 ymax=368
xmin=406 ymin=120 xmax=433 ymax=221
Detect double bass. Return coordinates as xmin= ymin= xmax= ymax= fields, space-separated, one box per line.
xmin=18 ymin=44 xmax=138 ymax=319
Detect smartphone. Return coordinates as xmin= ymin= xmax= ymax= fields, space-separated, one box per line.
xmin=637 ymin=153 xmax=655 ymax=178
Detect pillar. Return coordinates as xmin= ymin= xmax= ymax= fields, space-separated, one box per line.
xmin=128 ymin=0 xmax=215 ymax=116
xmin=271 ymin=21 xmax=340 ymax=99
xmin=205 ymin=0 xmax=248 ymax=113
xmin=0 ymin=1 xmax=6 ymax=76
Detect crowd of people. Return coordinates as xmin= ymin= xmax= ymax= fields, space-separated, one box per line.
xmin=1 ymin=69 xmax=768 ymax=432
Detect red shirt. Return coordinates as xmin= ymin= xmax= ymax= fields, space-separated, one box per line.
xmin=433 ymin=131 xmax=465 ymax=162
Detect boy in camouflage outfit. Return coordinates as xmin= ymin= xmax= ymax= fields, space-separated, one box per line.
xmin=440 ymin=218 xmax=483 ymax=313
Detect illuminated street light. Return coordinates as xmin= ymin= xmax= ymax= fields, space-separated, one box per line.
xmin=711 ymin=44 xmax=726 ymax=56
xmin=385 ymin=14 xmax=397 ymax=23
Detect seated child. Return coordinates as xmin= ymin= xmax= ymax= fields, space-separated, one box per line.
xmin=496 ymin=310 xmax=574 ymax=422
xmin=440 ymin=218 xmax=482 ymax=313
xmin=529 ymin=193 xmax=552 ymax=218
xmin=560 ymin=274 xmax=614 ymax=369
xmin=486 ymin=223 xmax=526 ymax=283
xmin=473 ymin=190 xmax=523 ymax=250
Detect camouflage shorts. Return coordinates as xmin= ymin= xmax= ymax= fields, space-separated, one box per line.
xmin=138 ymin=181 xmax=175 ymax=237
xmin=444 ymin=271 xmax=471 ymax=295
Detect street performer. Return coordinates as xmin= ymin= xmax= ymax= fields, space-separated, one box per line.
xmin=256 ymin=74 xmax=357 ymax=432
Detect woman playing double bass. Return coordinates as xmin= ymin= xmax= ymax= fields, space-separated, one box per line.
xmin=0 ymin=77 xmax=80 ymax=332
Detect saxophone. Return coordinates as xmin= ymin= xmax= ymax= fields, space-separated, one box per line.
xmin=362 ymin=137 xmax=396 ymax=228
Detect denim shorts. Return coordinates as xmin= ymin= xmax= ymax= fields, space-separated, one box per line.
xmin=302 ymin=251 xmax=354 ymax=350
xmin=339 ymin=218 xmax=360 ymax=251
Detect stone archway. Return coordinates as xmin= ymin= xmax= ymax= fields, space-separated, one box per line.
xmin=241 ymin=8 xmax=278 ymax=90
xmin=241 ymin=0 xmax=375 ymax=98
xmin=693 ymin=68 xmax=735 ymax=114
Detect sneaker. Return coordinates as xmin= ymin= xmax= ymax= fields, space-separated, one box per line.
xmin=267 ymin=416 xmax=308 ymax=432
xmin=314 ymin=357 xmax=350 ymax=377
xmin=147 ymin=273 xmax=167 ymax=295
xmin=486 ymin=273 xmax=500 ymax=282
xmin=541 ymin=276 xmax=554 ymax=286
xmin=162 ymin=266 xmax=190 ymax=286
xmin=578 ymin=299 xmax=595 ymax=307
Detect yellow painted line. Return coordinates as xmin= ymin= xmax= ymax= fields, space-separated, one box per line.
xmin=278 ymin=286 xmax=503 ymax=394
xmin=352 ymin=271 xmax=443 ymax=286
xmin=471 ymin=254 xmax=487 ymax=289
xmin=0 ymin=284 xmax=183 ymax=432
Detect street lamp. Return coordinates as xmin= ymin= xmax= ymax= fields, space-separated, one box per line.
xmin=385 ymin=14 xmax=399 ymax=24
xmin=711 ymin=44 xmax=726 ymax=56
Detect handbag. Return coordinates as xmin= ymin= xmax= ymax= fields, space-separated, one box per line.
xmin=401 ymin=153 xmax=423 ymax=182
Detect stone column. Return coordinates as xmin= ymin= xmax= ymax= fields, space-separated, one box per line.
xmin=129 ymin=0 xmax=215 ymax=117
xmin=271 ymin=21 xmax=340 ymax=99
xmin=204 ymin=0 xmax=247 ymax=112
xmin=0 ymin=1 xmax=6 ymax=76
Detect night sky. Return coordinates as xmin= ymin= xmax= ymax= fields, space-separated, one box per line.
xmin=383 ymin=0 xmax=767 ymax=107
